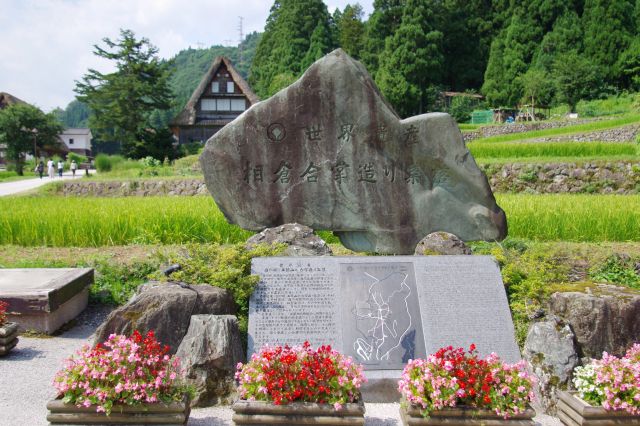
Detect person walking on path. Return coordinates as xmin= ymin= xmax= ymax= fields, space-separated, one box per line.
xmin=70 ymin=160 xmax=77 ymax=178
xmin=47 ymin=159 xmax=55 ymax=179
xmin=57 ymin=160 xmax=64 ymax=177
xmin=36 ymin=161 xmax=44 ymax=179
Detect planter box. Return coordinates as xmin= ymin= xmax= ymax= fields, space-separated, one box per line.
xmin=232 ymin=399 xmax=365 ymax=425
xmin=400 ymin=403 xmax=535 ymax=426
xmin=46 ymin=395 xmax=190 ymax=425
xmin=557 ymin=390 xmax=640 ymax=426
xmin=0 ymin=322 xmax=19 ymax=356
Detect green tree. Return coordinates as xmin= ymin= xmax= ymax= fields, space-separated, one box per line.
xmin=376 ymin=0 xmax=443 ymax=117
xmin=532 ymin=11 xmax=583 ymax=72
xmin=335 ymin=4 xmax=366 ymax=59
xmin=0 ymin=104 xmax=63 ymax=175
xmin=520 ymin=67 xmax=555 ymax=109
xmin=553 ymin=50 xmax=601 ymax=113
xmin=360 ymin=0 xmax=405 ymax=75
xmin=249 ymin=0 xmax=334 ymax=98
xmin=75 ymin=29 xmax=176 ymax=160
xmin=582 ymin=0 xmax=635 ymax=86
xmin=619 ymin=38 xmax=640 ymax=91
xmin=54 ymin=100 xmax=91 ymax=128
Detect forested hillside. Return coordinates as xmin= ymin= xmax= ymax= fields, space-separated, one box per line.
xmin=57 ymin=0 xmax=640 ymax=128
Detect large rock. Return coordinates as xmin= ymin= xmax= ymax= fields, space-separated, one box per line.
xmin=176 ymin=315 xmax=244 ymax=406
xmin=200 ymin=49 xmax=506 ymax=254
xmin=414 ymin=232 xmax=471 ymax=255
xmin=245 ymin=223 xmax=332 ymax=256
xmin=549 ymin=286 xmax=640 ymax=358
xmin=523 ymin=316 xmax=579 ymax=414
xmin=94 ymin=282 xmax=235 ymax=354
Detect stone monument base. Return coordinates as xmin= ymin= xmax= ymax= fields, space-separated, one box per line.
xmin=248 ymin=256 xmax=521 ymax=403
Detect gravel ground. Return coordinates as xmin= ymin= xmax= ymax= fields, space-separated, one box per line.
xmin=0 ymin=305 xmax=562 ymax=426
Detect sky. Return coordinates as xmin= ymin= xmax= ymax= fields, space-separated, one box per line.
xmin=0 ymin=0 xmax=374 ymax=112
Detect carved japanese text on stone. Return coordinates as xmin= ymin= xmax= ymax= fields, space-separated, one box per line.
xmin=201 ymin=49 xmax=507 ymax=254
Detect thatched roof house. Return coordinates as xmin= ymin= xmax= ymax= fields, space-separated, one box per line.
xmin=171 ymin=56 xmax=259 ymax=145
xmin=0 ymin=92 xmax=27 ymax=110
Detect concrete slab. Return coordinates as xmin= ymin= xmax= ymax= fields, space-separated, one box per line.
xmin=0 ymin=268 xmax=93 ymax=333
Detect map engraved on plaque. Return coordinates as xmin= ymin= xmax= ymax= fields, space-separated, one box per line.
xmin=248 ymin=259 xmax=342 ymax=356
xmin=340 ymin=262 xmax=426 ymax=369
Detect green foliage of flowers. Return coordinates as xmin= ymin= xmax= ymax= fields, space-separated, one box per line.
xmin=236 ymin=342 xmax=366 ymax=407
xmin=573 ymin=344 xmax=640 ymax=414
xmin=150 ymin=243 xmax=285 ymax=332
xmin=53 ymin=331 xmax=191 ymax=415
xmin=398 ymin=345 xmax=534 ymax=418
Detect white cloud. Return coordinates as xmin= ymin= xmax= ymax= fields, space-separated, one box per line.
xmin=0 ymin=0 xmax=372 ymax=112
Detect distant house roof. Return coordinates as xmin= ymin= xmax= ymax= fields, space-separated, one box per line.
xmin=172 ymin=56 xmax=259 ymax=126
xmin=0 ymin=92 xmax=27 ymax=110
xmin=61 ymin=128 xmax=92 ymax=136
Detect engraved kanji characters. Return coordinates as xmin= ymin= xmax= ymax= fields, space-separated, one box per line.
xmin=305 ymin=124 xmax=322 ymax=141
xmin=300 ymin=162 xmax=320 ymax=182
xmin=403 ymin=124 xmax=418 ymax=146
xmin=333 ymin=160 xmax=350 ymax=183
xmin=273 ymin=161 xmax=292 ymax=183
xmin=358 ymin=162 xmax=377 ymax=183
xmin=338 ymin=123 xmax=355 ymax=143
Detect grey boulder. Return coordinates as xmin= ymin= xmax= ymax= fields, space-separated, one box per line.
xmin=245 ymin=223 xmax=332 ymax=256
xmin=94 ymin=282 xmax=235 ymax=354
xmin=200 ymin=49 xmax=506 ymax=254
xmin=549 ymin=285 xmax=640 ymax=358
xmin=176 ymin=315 xmax=244 ymax=406
xmin=414 ymin=231 xmax=472 ymax=255
xmin=523 ymin=316 xmax=579 ymax=414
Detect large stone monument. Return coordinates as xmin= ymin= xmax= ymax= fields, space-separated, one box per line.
xmin=200 ymin=49 xmax=506 ymax=254
xmin=249 ymin=256 xmax=520 ymax=402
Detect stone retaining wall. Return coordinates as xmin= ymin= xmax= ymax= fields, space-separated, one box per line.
xmin=482 ymin=161 xmax=640 ymax=194
xmin=61 ymin=163 xmax=640 ymax=197
xmin=463 ymin=118 xmax=639 ymax=143
xmin=62 ymin=179 xmax=208 ymax=197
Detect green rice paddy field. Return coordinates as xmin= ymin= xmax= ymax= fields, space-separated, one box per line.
xmin=0 ymin=194 xmax=638 ymax=246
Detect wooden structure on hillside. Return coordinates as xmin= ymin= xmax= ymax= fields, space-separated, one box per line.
xmin=171 ymin=57 xmax=259 ymax=145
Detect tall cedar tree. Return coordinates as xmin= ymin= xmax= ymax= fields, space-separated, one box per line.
xmin=582 ymin=0 xmax=635 ymax=87
xmin=335 ymin=4 xmax=366 ymax=59
xmin=0 ymin=104 xmax=63 ymax=175
xmin=75 ymin=29 xmax=175 ymax=160
xmin=249 ymin=0 xmax=334 ymax=98
xmin=438 ymin=0 xmax=495 ymax=91
xmin=360 ymin=0 xmax=405 ymax=75
xmin=376 ymin=0 xmax=443 ymax=117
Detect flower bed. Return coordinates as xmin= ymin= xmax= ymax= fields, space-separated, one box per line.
xmin=398 ymin=345 xmax=535 ymax=425
xmin=0 ymin=301 xmax=18 ymax=356
xmin=559 ymin=344 xmax=640 ymax=425
xmin=233 ymin=341 xmax=366 ymax=425
xmin=49 ymin=330 xmax=191 ymax=424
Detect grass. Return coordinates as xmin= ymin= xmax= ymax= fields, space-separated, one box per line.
xmin=0 ymin=171 xmax=38 ymax=183
xmin=496 ymin=194 xmax=640 ymax=242
xmin=550 ymin=93 xmax=640 ymax=118
xmin=475 ymin=114 xmax=640 ymax=144
xmin=1 ymin=194 xmax=639 ymax=246
xmin=0 ymin=196 xmax=252 ymax=247
xmin=469 ymin=141 xmax=639 ymax=161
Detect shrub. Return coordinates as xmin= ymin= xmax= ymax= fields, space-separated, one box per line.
xmin=236 ymin=341 xmax=366 ymax=407
xmin=94 ymin=154 xmax=112 ymax=172
xmin=590 ymin=255 xmax=640 ymax=290
xmin=151 ymin=243 xmax=285 ymax=333
xmin=53 ymin=330 xmax=190 ymax=415
xmin=398 ymin=345 xmax=535 ymax=418
xmin=573 ymin=344 xmax=640 ymax=414
xmin=67 ymin=152 xmax=88 ymax=165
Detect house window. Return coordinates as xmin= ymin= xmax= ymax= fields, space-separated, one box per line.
xmin=231 ymin=99 xmax=246 ymax=111
xmin=211 ymin=81 xmax=219 ymax=93
xmin=216 ymin=99 xmax=231 ymax=111
xmin=201 ymin=99 xmax=217 ymax=111
xmin=227 ymin=81 xmax=234 ymax=93
xmin=69 ymin=138 xmax=74 ymax=145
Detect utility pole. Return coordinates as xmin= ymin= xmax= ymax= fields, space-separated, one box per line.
xmin=238 ymin=16 xmax=244 ymax=66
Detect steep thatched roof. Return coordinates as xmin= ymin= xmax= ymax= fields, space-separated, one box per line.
xmin=0 ymin=92 xmax=27 ymax=110
xmin=172 ymin=56 xmax=259 ymax=126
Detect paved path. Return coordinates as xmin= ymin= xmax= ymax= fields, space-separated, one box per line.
xmin=0 ymin=172 xmax=88 ymax=197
